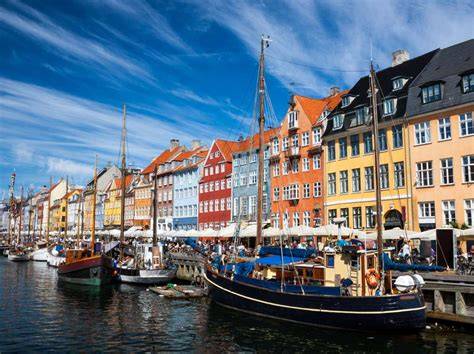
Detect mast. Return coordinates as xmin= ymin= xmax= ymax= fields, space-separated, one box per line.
xmin=369 ymin=60 xmax=385 ymax=288
xmin=64 ymin=176 xmax=69 ymax=240
xmin=119 ymin=103 xmax=127 ymax=260
xmin=18 ymin=185 xmax=23 ymax=245
xmin=256 ymin=35 xmax=270 ymax=246
xmin=8 ymin=171 xmax=15 ymax=246
xmin=91 ymin=156 xmax=98 ymax=253
xmin=76 ymin=191 xmax=82 ymax=248
xmin=46 ymin=176 xmax=52 ymax=245
xmin=152 ymin=164 xmax=158 ymax=247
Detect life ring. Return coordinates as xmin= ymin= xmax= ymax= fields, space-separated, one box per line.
xmin=365 ymin=268 xmax=381 ymax=289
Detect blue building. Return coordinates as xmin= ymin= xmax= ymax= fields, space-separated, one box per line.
xmin=172 ymin=148 xmax=207 ymax=230
xmin=231 ymin=129 xmax=276 ymax=223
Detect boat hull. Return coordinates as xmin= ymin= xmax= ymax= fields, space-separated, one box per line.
xmin=30 ymin=248 xmax=48 ymax=262
xmin=58 ymin=255 xmax=116 ymax=286
xmin=119 ymin=268 xmax=177 ymax=285
xmin=204 ymin=269 xmax=426 ymax=331
xmin=8 ymin=253 xmax=30 ymax=262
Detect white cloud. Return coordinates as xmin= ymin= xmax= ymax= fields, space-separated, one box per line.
xmin=46 ymin=157 xmax=93 ymax=177
xmin=170 ymin=88 xmax=220 ymax=106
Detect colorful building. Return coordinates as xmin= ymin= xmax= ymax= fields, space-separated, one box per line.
xmin=405 ymin=39 xmax=474 ymax=230
xmin=231 ymin=129 xmax=277 ymax=223
xmin=198 ymin=139 xmax=236 ymax=230
xmin=323 ymin=49 xmax=437 ymax=231
xmin=132 ymin=176 xmax=152 ymax=228
xmin=66 ymin=189 xmax=83 ymax=233
xmin=270 ymin=92 xmax=345 ymax=229
xmin=104 ymin=175 xmax=133 ymax=228
xmin=173 ymin=147 xmax=208 ymax=230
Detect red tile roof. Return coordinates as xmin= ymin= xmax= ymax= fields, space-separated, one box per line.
xmin=232 ymin=127 xmax=280 ymax=153
xmin=295 ymin=90 xmax=348 ymax=125
xmin=112 ymin=175 xmax=133 ymax=189
xmin=141 ymin=146 xmax=184 ymax=175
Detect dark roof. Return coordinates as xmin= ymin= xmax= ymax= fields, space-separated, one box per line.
xmin=324 ymin=49 xmax=438 ymax=137
xmin=406 ymin=39 xmax=474 ymax=117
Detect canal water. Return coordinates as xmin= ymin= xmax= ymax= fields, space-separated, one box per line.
xmin=0 ymin=258 xmax=472 ymax=353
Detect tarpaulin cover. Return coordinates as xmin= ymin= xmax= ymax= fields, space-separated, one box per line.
xmin=219 ymin=262 xmax=254 ymax=276
xmin=234 ymin=274 xmax=341 ymax=295
xmin=256 ymin=255 xmax=306 ymax=266
xmin=383 ymin=253 xmax=445 ymax=272
xmin=259 ymin=246 xmax=315 ymax=259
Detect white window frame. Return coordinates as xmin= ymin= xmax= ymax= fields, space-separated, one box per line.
xmin=414 ymin=121 xmax=431 ymax=145
xmin=440 ymin=158 xmax=454 ymax=185
xmin=302 ymin=131 xmax=309 ymax=146
xmin=442 ymin=200 xmax=455 ymax=226
xmin=438 ymin=117 xmax=451 ymax=141
xmin=416 ymin=161 xmax=433 ymax=187
xmin=459 ymin=112 xmax=474 ymax=137
xmin=462 ymin=155 xmax=474 ymax=183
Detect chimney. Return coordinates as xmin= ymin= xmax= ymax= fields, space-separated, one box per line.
xmin=191 ymin=139 xmax=201 ymax=150
xmin=329 ymin=86 xmax=340 ymax=96
xmin=391 ymin=49 xmax=410 ymax=67
xmin=170 ymin=139 xmax=179 ymax=149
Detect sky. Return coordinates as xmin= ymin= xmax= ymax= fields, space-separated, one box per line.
xmin=1 ymin=0 xmax=473 ymax=196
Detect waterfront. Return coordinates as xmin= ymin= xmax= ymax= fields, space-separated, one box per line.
xmin=0 ymin=259 xmax=472 ymax=352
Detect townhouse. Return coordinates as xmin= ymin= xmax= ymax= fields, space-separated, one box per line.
xmin=323 ymin=49 xmax=437 ymax=231
xmin=270 ymin=92 xmax=345 ymax=229
xmin=104 ymin=175 xmax=133 ymax=228
xmin=66 ymin=188 xmax=83 ymax=233
xmin=405 ymin=39 xmax=474 ymax=230
xmin=198 ymin=139 xmax=236 ymax=230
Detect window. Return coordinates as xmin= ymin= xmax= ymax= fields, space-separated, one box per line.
xmin=394 ymin=162 xmax=405 ymax=188
xmin=313 ymin=182 xmax=321 ymax=197
xmin=392 ymin=125 xmax=403 ymax=148
xmin=227 ymin=197 xmax=231 ymax=210
xmin=462 ymin=155 xmax=474 ymax=183
xmin=287 ymin=184 xmax=300 ymax=200
xmin=227 ymin=178 xmax=231 ymax=189
xmin=353 ymin=207 xmax=362 ymax=229
xmin=291 ymin=134 xmax=299 ymax=148
xmin=340 ymin=170 xmax=348 ymax=194
xmin=288 ymin=111 xmax=298 ymax=129
xmin=302 ymin=158 xmax=310 ymax=171
xmin=438 ymin=118 xmax=451 ymax=140
xmin=383 ymin=98 xmax=396 ymax=115
xmin=378 ymin=129 xmax=387 ymax=151
xmin=303 ymin=183 xmax=310 ymax=198
xmin=291 ymin=160 xmax=299 ymax=173
xmin=465 ymin=199 xmax=474 ymax=226
xmin=393 ymin=78 xmax=405 ymax=90
xmin=282 ymin=137 xmax=289 ymax=151
xmin=249 ymin=171 xmax=257 ymax=185
xmin=328 ymin=209 xmax=337 ymax=224
xmin=272 ymin=138 xmax=279 ymax=155
xmin=416 ymin=161 xmax=433 ymax=187
xmin=462 ymin=73 xmax=474 ymax=93
xmin=273 ymin=187 xmax=280 ymax=201
xmin=380 ymin=164 xmax=389 ymax=189
xmin=302 ymin=132 xmax=310 ymax=146
xmin=414 ymin=122 xmax=431 ymax=145
xmin=333 ymin=114 xmax=344 ymax=129
xmin=363 ymin=132 xmax=373 ymax=153
xmin=239 ymin=175 xmax=247 ymax=187
xmin=215 ymin=181 xmax=220 ymax=191
xmin=365 ymin=166 xmax=374 ymax=190
xmin=282 ymin=161 xmax=289 ymax=175
xmin=354 ymin=107 xmax=368 ymax=126
xmin=328 ymin=173 xmax=336 ymax=195
xmin=365 ymin=206 xmax=375 ymax=228
xmin=442 ymin=200 xmax=455 ymax=226
xmin=312 ymin=154 xmax=321 ymax=169
xmin=350 ymin=135 xmax=359 ymax=156
xmin=221 ymin=180 xmax=225 ymax=190
xmin=303 ymin=211 xmax=311 ymax=227
xmin=418 ymin=202 xmax=435 ymax=221
xmin=221 ymin=164 xmax=225 ymax=173
xmin=293 ymin=212 xmax=300 ymax=227
xmin=272 ymin=164 xmax=280 ymax=177
xmin=341 ymin=96 xmax=351 ymax=107
xmin=249 ymin=196 xmax=257 ymax=216
xmin=328 ymin=140 xmax=336 ymax=161
xmin=340 ymin=208 xmax=349 ymax=226
xmin=352 ymin=168 xmax=360 ymax=192
xmin=339 ymin=138 xmax=347 ymax=158
xmin=312 ymin=127 xmax=321 ymax=145
xmin=421 ymin=83 xmax=441 ymax=103
xmin=440 ymin=158 xmax=454 ymax=185
xmin=460 ymin=112 xmax=474 ymax=136
xmin=283 ymin=212 xmax=289 ymax=228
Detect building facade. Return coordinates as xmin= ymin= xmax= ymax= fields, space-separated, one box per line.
xmin=323 ymin=49 xmax=437 ymax=231
xmin=406 ymin=39 xmax=474 ymax=230
xmin=270 ymin=93 xmax=345 ymax=229
xmin=104 ymin=175 xmax=133 ymax=229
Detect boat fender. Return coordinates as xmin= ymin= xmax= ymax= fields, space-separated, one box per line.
xmin=365 ymin=268 xmax=380 ymax=289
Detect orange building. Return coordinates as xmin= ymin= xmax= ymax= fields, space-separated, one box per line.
xmin=269 ymin=90 xmax=346 ymax=228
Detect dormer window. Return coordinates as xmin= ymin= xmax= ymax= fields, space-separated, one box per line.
xmin=288 ymin=111 xmax=298 ymax=129
xmin=392 ymin=77 xmax=407 ymax=90
xmin=354 ymin=106 xmax=369 ymax=125
xmin=383 ymin=98 xmax=396 ymax=115
xmin=421 ymin=83 xmax=442 ymax=103
xmin=341 ymin=95 xmax=354 ymax=107
xmin=462 ymin=73 xmax=474 ymax=93
xmin=319 ymin=110 xmax=329 ymax=121
xmin=333 ymin=114 xmax=344 ymax=130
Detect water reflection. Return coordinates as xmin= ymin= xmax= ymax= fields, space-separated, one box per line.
xmin=0 ymin=259 xmax=473 ymax=352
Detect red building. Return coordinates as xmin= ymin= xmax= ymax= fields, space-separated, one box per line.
xmin=198 ymin=139 xmax=239 ymax=230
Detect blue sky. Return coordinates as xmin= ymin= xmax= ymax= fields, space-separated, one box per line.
xmin=1 ymin=0 xmax=473 ymax=196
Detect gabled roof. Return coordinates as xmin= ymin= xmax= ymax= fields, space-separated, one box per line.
xmin=141 ymin=146 xmax=184 ymax=175
xmin=232 ymin=127 xmax=280 ymax=154
xmin=295 ymin=92 xmax=348 ymax=125
xmin=111 ymin=175 xmax=134 ymax=190
xmin=214 ymin=139 xmax=243 ymax=162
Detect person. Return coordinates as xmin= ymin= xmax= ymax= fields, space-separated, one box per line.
xmin=398 ymin=241 xmax=411 ymax=263
xmin=396 ymin=236 xmax=404 ymax=254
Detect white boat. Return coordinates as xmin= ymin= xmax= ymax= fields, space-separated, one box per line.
xmin=46 ymin=244 xmax=66 ymax=267
xmin=30 ymin=247 xmax=49 ymax=262
xmin=119 ymin=267 xmax=177 ymax=285
xmin=8 ymin=249 xmax=30 ymax=262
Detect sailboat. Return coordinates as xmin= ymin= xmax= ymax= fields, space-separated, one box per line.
xmin=116 ymin=105 xmax=177 ymax=285
xmin=204 ymin=36 xmax=426 ymax=331
xmin=58 ymin=157 xmax=117 ymax=286
xmin=8 ymin=184 xmax=30 ymax=262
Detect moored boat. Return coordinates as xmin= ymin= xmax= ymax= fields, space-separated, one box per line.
xmin=7 ymin=248 xmax=30 ymax=262
xmin=119 ymin=267 xmax=176 ymax=285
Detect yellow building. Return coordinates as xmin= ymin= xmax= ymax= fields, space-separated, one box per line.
xmin=104 ymin=176 xmax=133 ymax=228
xmin=323 ymin=49 xmax=437 ymax=231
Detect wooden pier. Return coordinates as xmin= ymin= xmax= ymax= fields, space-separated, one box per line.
xmin=394 ymin=272 xmax=474 ymax=325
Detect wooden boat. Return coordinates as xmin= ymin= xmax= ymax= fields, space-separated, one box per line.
xmin=7 ymin=248 xmax=30 ymax=262
xmin=119 ymin=267 xmax=176 ymax=285
xmin=30 ymin=241 xmax=48 ymax=262
xmin=58 ymin=249 xmax=116 ymax=286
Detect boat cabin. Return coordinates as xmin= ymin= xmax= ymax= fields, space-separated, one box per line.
xmin=65 ymin=249 xmax=93 ymax=263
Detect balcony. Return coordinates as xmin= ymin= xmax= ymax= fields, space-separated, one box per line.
xmin=307 ymin=143 xmax=322 ymax=155
xmin=284 ymin=146 xmax=300 ymax=159
xmin=269 ymin=153 xmax=280 ymax=163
